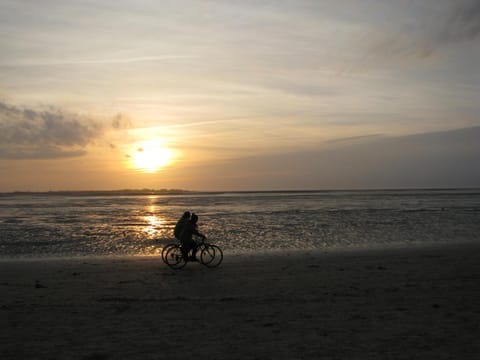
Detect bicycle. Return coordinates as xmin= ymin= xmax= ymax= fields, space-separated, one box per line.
xmin=161 ymin=235 xmax=205 ymax=263
xmin=163 ymin=237 xmax=223 ymax=269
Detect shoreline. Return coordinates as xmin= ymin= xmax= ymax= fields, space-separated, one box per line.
xmin=2 ymin=243 xmax=480 ymax=359
xmin=0 ymin=239 xmax=478 ymax=262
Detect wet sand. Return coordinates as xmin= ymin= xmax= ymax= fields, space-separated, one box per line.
xmin=1 ymin=244 xmax=480 ymax=359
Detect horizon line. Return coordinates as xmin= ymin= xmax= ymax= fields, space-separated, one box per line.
xmin=1 ymin=187 xmax=479 ymax=196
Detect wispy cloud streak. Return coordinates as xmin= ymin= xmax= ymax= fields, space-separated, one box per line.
xmin=0 ymin=55 xmax=194 ymax=68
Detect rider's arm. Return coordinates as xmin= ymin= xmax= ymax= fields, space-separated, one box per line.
xmin=192 ymin=228 xmax=206 ymax=239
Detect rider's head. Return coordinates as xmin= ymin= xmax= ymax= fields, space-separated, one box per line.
xmin=183 ymin=211 xmax=191 ymax=219
xmin=191 ymin=213 xmax=198 ymax=223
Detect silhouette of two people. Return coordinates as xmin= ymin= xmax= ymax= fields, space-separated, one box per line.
xmin=174 ymin=211 xmax=205 ymax=261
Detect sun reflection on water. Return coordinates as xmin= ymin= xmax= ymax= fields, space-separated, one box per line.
xmin=143 ymin=202 xmax=166 ymax=237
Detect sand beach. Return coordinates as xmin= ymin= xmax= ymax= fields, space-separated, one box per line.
xmin=1 ymin=243 xmax=480 ymax=359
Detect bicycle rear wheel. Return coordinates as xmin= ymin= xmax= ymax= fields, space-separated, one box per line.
xmin=165 ymin=245 xmax=187 ymax=269
xmin=200 ymin=244 xmax=223 ymax=268
xmin=161 ymin=243 xmax=177 ymax=264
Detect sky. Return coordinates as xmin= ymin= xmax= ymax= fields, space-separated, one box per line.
xmin=0 ymin=0 xmax=479 ymax=191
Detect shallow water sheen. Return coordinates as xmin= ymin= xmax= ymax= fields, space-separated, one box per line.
xmin=0 ymin=189 xmax=479 ymax=258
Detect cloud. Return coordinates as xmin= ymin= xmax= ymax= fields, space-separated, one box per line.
xmin=0 ymin=55 xmax=195 ymax=68
xmin=325 ymin=133 xmax=384 ymax=145
xmin=262 ymin=78 xmax=338 ymax=98
xmin=366 ymin=0 xmax=480 ymax=61
xmin=0 ymin=146 xmax=87 ymax=160
xmin=111 ymin=113 xmax=133 ymax=130
xmin=0 ymin=101 xmax=102 ymax=159
xmin=185 ymin=126 xmax=480 ymax=190
xmin=436 ymin=0 xmax=480 ymax=44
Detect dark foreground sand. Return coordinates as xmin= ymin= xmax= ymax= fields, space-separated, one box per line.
xmin=1 ymin=244 xmax=480 ymax=360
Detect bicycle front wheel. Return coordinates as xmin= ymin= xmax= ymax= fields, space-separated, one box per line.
xmin=165 ymin=245 xmax=187 ymax=269
xmin=200 ymin=244 xmax=223 ymax=268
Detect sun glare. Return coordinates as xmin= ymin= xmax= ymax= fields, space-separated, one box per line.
xmin=131 ymin=139 xmax=173 ymax=173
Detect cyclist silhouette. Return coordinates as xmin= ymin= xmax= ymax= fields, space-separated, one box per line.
xmin=179 ymin=213 xmax=205 ymax=261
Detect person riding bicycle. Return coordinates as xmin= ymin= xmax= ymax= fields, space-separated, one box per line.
xmin=179 ymin=213 xmax=205 ymax=261
xmin=174 ymin=211 xmax=190 ymax=241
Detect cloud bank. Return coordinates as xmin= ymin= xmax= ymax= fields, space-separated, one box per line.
xmin=188 ymin=126 xmax=480 ymax=190
xmin=0 ymin=101 xmax=102 ymax=159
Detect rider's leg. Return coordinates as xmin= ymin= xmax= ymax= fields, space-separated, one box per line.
xmin=182 ymin=239 xmax=197 ymax=261
xmin=180 ymin=240 xmax=189 ymax=259
xmin=191 ymin=242 xmax=198 ymax=260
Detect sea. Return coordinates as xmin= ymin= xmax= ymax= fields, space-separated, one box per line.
xmin=1 ymin=189 xmax=479 ymax=259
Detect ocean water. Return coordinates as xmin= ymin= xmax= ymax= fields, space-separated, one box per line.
xmin=0 ymin=189 xmax=479 ymax=258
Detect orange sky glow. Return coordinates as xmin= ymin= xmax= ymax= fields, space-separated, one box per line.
xmin=1 ymin=1 xmax=479 ymax=191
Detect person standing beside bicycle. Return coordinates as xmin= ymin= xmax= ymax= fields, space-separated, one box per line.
xmin=180 ymin=213 xmax=206 ymax=261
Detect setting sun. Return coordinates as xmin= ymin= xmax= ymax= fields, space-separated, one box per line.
xmin=130 ymin=139 xmax=173 ymax=173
